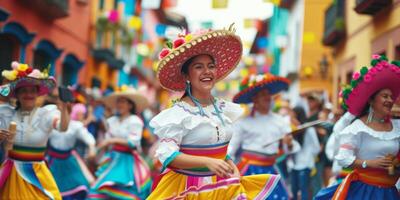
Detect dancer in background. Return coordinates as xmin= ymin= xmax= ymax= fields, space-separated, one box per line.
xmin=88 ymin=86 xmax=151 ymax=200
xmin=0 ymin=61 xmax=70 ymax=199
xmin=229 ymin=73 xmax=300 ymax=200
xmin=47 ymin=103 xmax=96 ymax=199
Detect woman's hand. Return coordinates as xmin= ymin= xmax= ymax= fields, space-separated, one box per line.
xmin=227 ymin=159 xmax=241 ymax=178
xmin=204 ymin=157 xmax=234 ymax=178
xmin=366 ymin=157 xmax=393 ymax=169
xmin=0 ymin=129 xmax=11 ymax=141
xmin=97 ymin=139 xmax=110 ymax=150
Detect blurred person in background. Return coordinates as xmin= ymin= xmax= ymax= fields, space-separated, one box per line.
xmin=229 ymin=73 xmax=300 ymax=200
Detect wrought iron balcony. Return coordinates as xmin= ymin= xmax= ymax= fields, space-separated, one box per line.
xmin=322 ymin=1 xmax=346 ymax=46
xmin=354 ymin=0 xmax=392 ymax=15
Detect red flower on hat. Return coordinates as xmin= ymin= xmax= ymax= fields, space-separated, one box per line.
xmin=17 ymin=71 xmax=27 ymax=78
xmin=159 ymin=48 xmax=170 ymax=59
xmin=173 ymin=38 xmax=185 ymax=49
xmin=26 ymin=67 xmax=33 ymax=74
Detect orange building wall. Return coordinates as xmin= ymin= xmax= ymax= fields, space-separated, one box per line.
xmin=0 ymin=0 xmax=91 ymax=85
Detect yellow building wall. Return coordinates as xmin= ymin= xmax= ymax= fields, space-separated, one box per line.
xmin=300 ymin=0 xmax=334 ymax=99
xmin=332 ymin=0 xmax=400 ymax=108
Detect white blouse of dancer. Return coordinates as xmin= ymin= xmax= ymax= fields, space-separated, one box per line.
xmin=335 ymin=119 xmax=400 ymax=168
xmin=7 ymin=105 xmax=63 ymax=147
xmin=288 ymin=128 xmax=320 ymax=170
xmin=228 ymin=111 xmax=300 ymax=160
xmin=105 ymin=115 xmax=144 ymax=147
xmin=150 ymin=99 xmax=243 ymax=166
xmin=49 ymin=120 xmax=95 ymax=150
xmin=0 ymin=103 xmax=14 ymax=129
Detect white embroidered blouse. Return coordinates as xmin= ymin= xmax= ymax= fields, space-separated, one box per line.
xmin=335 ymin=119 xmax=400 ymax=167
xmin=228 ymin=111 xmax=300 ymax=160
xmin=150 ymin=99 xmax=244 ymax=167
xmin=3 ymin=105 xmax=62 ymax=147
xmin=105 ymin=115 xmax=144 ymax=147
xmin=49 ymin=120 xmax=95 ymax=150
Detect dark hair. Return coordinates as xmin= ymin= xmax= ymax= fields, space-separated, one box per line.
xmin=359 ymin=90 xmax=380 ymax=118
xmin=293 ymin=106 xmax=307 ymax=145
xmin=126 ymin=99 xmax=137 ymax=115
xmin=180 ymin=54 xmax=215 ymax=99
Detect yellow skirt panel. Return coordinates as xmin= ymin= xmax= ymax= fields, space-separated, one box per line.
xmin=0 ymin=161 xmax=62 ymax=200
xmin=148 ymin=170 xmax=279 ymax=200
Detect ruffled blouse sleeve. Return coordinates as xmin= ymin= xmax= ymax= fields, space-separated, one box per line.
xmin=74 ymin=121 xmax=96 ymax=146
xmin=334 ymin=123 xmax=360 ymax=168
xmin=149 ymin=106 xmax=190 ymax=171
xmin=40 ymin=105 xmax=61 ymax=133
xmin=220 ymin=100 xmax=244 ymax=123
xmin=126 ymin=115 xmax=144 ymax=148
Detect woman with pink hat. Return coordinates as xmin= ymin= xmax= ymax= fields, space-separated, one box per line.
xmin=148 ymin=26 xmax=280 ymax=199
xmin=0 ymin=61 xmax=70 ymax=199
xmin=46 ymin=103 xmax=96 ymax=199
xmin=315 ymin=55 xmax=400 ymax=200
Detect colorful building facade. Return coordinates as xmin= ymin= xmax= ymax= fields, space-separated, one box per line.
xmin=0 ymin=0 xmax=91 ymax=86
xmin=299 ymin=0 xmax=334 ymax=101
xmin=322 ymin=0 xmax=400 ymax=108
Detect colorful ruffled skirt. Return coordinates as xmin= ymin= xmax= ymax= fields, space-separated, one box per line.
xmin=148 ymin=142 xmax=281 ymax=200
xmin=314 ymin=168 xmax=399 ymax=200
xmin=46 ymin=146 xmax=94 ymax=198
xmin=87 ymin=145 xmax=151 ymax=200
xmin=0 ymin=145 xmax=62 ymax=200
xmin=237 ymin=150 xmax=291 ymax=200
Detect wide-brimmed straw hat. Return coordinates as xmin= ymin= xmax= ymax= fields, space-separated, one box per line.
xmin=233 ymin=73 xmax=290 ymax=104
xmin=101 ymin=86 xmax=149 ymax=113
xmin=156 ymin=24 xmax=243 ymax=91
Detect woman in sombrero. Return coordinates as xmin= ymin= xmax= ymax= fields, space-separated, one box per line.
xmin=229 ymin=73 xmax=301 ymax=200
xmin=315 ymin=55 xmax=400 ymax=200
xmin=148 ymin=25 xmax=280 ymax=199
xmin=87 ymin=86 xmax=152 ymax=200
xmin=46 ymin=103 xmax=96 ymax=199
xmin=0 ymin=61 xmax=70 ymax=199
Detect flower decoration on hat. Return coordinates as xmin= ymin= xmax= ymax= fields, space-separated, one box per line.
xmin=340 ymin=54 xmax=400 ymax=115
xmin=2 ymin=61 xmax=49 ymax=81
xmin=233 ymin=73 xmax=290 ymax=104
xmin=156 ymin=24 xmax=243 ymax=91
xmin=1 ymin=61 xmax=55 ymax=97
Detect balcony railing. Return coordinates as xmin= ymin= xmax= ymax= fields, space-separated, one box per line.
xmin=18 ymin=0 xmax=69 ymax=20
xmin=322 ymin=1 xmax=346 ymax=46
xmin=354 ymin=0 xmax=392 ymax=15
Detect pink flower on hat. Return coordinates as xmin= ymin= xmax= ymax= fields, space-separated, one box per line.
xmin=339 ymin=90 xmax=343 ymax=97
xmin=352 ymin=72 xmax=360 ymax=80
xmin=369 ymin=67 xmax=377 ymax=74
xmin=372 ymin=54 xmax=381 ymax=59
xmin=11 ymin=61 xmax=19 ymax=70
xmin=28 ymin=69 xmax=42 ymax=78
xmin=376 ymin=63 xmax=384 ymax=71
xmin=364 ymin=74 xmax=372 ymax=83
xmin=159 ymin=48 xmax=171 ymax=59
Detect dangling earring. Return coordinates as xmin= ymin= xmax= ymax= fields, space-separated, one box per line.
xmin=367 ymin=106 xmax=373 ymax=124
